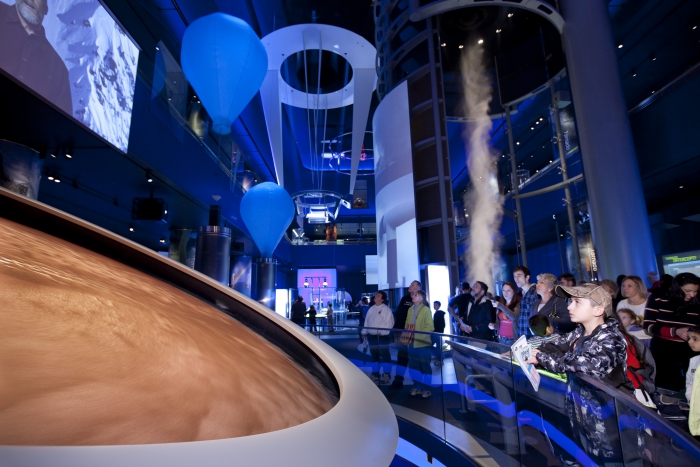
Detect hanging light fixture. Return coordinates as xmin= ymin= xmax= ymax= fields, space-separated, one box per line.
xmin=322 ymin=277 xmax=328 ymax=287
xmin=304 ymin=277 xmax=309 ymax=288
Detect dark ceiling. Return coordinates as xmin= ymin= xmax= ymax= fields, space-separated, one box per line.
xmin=1 ymin=0 xmax=699 ymax=257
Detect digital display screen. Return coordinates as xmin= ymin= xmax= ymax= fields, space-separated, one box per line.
xmin=0 ymin=0 xmax=140 ymax=153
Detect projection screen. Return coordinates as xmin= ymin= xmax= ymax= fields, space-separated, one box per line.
xmin=0 ymin=0 xmax=140 ymax=153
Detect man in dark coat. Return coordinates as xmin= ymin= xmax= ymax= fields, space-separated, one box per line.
xmin=460 ymin=281 xmax=496 ymax=341
xmin=0 ymin=0 xmax=73 ymax=116
xmin=448 ymin=282 xmax=474 ymax=334
xmin=290 ymin=295 xmax=307 ymax=327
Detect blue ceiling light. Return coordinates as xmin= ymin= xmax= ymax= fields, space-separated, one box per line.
xmin=181 ymin=13 xmax=268 ymax=135
xmin=240 ymin=182 xmax=295 ymax=258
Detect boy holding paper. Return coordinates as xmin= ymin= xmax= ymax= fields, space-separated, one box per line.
xmin=526 ymin=283 xmax=632 ymax=463
xmin=526 ymin=283 xmax=629 ymax=389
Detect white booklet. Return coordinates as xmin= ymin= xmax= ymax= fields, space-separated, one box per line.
xmin=628 ymin=329 xmax=651 ymax=340
xmin=511 ymin=335 xmax=541 ymax=391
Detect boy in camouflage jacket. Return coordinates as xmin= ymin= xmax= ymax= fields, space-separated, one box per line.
xmin=527 ymin=284 xmax=631 ymax=463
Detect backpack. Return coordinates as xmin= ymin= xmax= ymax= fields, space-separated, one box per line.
xmin=623 ymin=334 xmax=657 ymax=408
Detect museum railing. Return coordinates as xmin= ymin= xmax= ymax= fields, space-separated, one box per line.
xmin=307 ymin=324 xmax=700 ymax=466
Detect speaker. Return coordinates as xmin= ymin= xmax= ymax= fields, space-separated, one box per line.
xmin=131 ymin=197 xmax=168 ymax=223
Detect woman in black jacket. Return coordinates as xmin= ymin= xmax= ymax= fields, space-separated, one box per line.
xmin=532 ymin=273 xmax=575 ymax=335
xmin=644 ymin=273 xmax=700 ymax=391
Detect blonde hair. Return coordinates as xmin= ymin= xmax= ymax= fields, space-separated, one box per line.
xmin=537 ymin=273 xmax=558 ymax=291
xmin=617 ymin=308 xmax=643 ymax=327
xmin=622 ymin=275 xmax=647 ymax=299
xmin=413 ymin=289 xmax=428 ymax=306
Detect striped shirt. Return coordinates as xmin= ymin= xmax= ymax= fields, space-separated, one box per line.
xmin=644 ymin=298 xmax=700 ymax=341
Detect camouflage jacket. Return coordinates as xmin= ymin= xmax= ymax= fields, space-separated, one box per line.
xmin=536 ymin=320 xmax=629 ymax=387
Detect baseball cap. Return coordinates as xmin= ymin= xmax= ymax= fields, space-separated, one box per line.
xmin=555 ymin=283 xmax=613 ymax=317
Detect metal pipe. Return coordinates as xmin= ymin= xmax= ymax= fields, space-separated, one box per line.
xmin=505 ymin=106 xmax=527 ymax=267
xmin=514 ymin=173 xmax=583 ymax=199
xmin=549 ymin=79 xmax=581 ymax=277
xmin=554 ymin=216 xmax=567 ymax=273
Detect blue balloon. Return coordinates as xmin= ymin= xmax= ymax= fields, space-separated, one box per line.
xmin=181 ymin=13 xmax=267 ymax=135
xmin=240 ymin=182 xmax=295 ymax=258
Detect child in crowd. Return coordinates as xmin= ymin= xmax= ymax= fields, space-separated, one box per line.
xmin=685 ymin=326 xmax=700 ymax=401
xmin=307 ymin=305 xmax=317 ymax=333
xmin=617 ymin=308 xmax=643 ymax=332
xmin=526 ymin=284 xmax=628 ymax=387
xmin=526 ymin=284 xmax=631 ymax=463
xmin=432 ymin=301 xmax=446 ymax=365
xmin=690 ymin=369 xmax=700 ymax=436
xmin=527 ymin=314 xmax=559 ymax=349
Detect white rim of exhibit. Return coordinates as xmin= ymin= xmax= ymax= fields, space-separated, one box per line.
xmin=407 ymin=0 xmax=564 ymax=33
xmin=0 ymin=188 xmax=398 ymax=467
xmin=260 ymin=24 xmax=377 ymax=195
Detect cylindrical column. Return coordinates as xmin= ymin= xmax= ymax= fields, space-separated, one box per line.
xmin=256 ymin=258 xmax=277 ymax=310
xmin=559 ymin=0 xmax=657 ymax=279
xmin=194 ymin=226 xmax=231 ymax=285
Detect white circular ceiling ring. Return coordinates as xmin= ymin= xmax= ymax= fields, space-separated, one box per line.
xmin=263 ymin=24 xmax=377 ymax=109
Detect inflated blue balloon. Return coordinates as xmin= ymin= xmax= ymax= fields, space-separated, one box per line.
xmin=240 ymin=182 xmax=295 ymax=258
xmin=181 ymin=13 xmax=267 ymax=135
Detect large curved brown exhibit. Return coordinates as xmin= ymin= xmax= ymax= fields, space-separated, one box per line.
xmin=0 ymin=217 xmax=334 ymax=446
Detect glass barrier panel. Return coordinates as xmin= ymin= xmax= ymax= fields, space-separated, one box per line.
xmin=297 ymin=325 xmax=700 ymax=467
xmin=614 ymin=392 xmax=700 ymax=466
xmin=447 ymin=338 xmax=521 ymax=466
xmin=515 ymin=370 xmax=625 ymax=467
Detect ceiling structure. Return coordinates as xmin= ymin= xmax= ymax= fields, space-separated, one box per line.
xmin=1 ymin=0 xmax=699 ymax=261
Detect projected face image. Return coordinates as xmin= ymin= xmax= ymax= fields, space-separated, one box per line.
xmin=0 ymin=0 xmax=140 ymax=152
xmin=16 ymin=0 xmax=47 ymax=25
xmin=0 ymin=217 xmax=334 ymax=446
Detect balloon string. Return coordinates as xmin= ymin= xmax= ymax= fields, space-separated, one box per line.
xmin=303 ymin=37 xmax=314 ymax=189
xmin=320 ymin=99 xmax=328 ymax=194
xmin=315 ymin=33 xmax=323 ymax=192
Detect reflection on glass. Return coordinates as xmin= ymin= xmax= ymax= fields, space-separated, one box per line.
xmin=313 ymin=325 xmax=700 ymax=466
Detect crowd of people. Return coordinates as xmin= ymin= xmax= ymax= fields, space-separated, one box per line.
xmin=289 ymin=268 xmax=700 ymax=439
xmin=442 ymin=267 xmax=700 ymax=445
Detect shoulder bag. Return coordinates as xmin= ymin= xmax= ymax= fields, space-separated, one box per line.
xmin=400 ymin=307 xmax=419 ymax=345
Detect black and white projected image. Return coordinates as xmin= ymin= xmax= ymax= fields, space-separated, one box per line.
xmin=0 ymin=0 xmax=139 ymax=153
